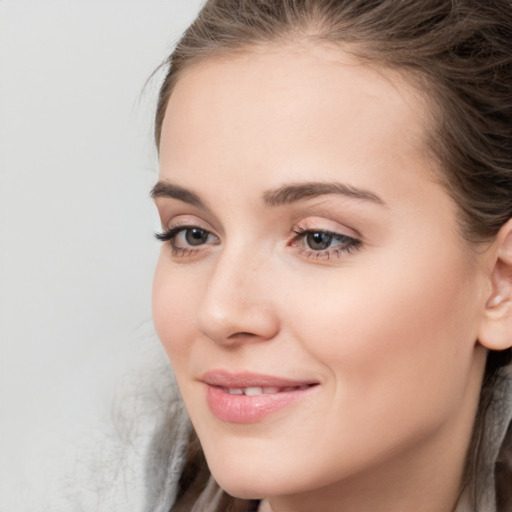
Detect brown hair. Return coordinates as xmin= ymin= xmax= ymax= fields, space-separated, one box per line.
xmin=153 ymin=1 xmax=512 ymax=510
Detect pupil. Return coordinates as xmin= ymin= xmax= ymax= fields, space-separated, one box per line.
xmin=186 ymin=228 xmax=208 ymax=246
xmin=307 ymin=232 xmax=332 ymax=250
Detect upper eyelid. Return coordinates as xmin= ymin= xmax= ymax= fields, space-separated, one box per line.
xmin=292 ymin=218 xmax=361 ymax=239
xmin=164 ymin=216 xmax=217 ymax=233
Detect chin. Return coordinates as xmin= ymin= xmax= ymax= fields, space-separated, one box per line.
xmin=206 ymin=450 xmax=325 ymax=502
xmin=217 ymin=482 xmax=265 ymax=501
xmin=206 ymin=456 xmax=290 ymax=499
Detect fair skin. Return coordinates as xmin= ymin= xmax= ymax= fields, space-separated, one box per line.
xmin=152 ymin=44 xmax=511 ymax=512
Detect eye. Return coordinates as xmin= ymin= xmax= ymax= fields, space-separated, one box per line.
xmin=290 ymin=226 xmax=361 ymax=260
xmin=180 ymin=227 xmax=210 ymax=246
xmin=305 ymin=231 xmax=336 ymax=251
xmin=155 ymin=225 xmax=219 ymax=256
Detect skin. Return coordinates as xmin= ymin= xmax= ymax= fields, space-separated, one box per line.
xmin=152 ymin=44 xmax=495 ymax=512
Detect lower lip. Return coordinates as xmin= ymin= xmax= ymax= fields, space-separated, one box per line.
xmin=206 ymin=385 xmax=316 ymax=423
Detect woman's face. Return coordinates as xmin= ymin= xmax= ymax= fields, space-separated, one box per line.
xmin=153 ymin=45 xmax=490 ymax=506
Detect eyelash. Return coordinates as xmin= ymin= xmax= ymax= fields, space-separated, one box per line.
xmin=155 ymin=224 xmax=362 ymax=260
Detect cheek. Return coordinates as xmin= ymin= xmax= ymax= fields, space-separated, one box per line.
xmin=288 ymin=244 xmax=480 ymax=418
xmin=152 ymin=257 xmax=197 ymax=362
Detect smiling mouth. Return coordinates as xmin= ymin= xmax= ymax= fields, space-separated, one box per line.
xmin=202 ymin=372 xmax=319 ymax=423
xmin=219 ymin=384 xmax=315 ymax=396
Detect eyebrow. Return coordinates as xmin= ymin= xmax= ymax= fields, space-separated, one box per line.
xmin=263 ymin=182 xmax=386 ymax=207
xmin=151 ymin=180 xmax=386 ymax=208
xmin=151 ymin=181 xmax=204 ymax=207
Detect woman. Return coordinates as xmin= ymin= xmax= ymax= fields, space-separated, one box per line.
xmin=148 ymin=1 xmax=512 ymax=511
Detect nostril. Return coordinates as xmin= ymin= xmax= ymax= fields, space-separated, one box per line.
xmin=227 ymin=331 xmax=257 ymax=339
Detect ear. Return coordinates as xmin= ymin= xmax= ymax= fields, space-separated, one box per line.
xmin=478 ymin=219 xmax=512 ymax=351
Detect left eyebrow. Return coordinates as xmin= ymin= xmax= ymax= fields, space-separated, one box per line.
xmin=263 ymin=181 xmax=387 ymax=207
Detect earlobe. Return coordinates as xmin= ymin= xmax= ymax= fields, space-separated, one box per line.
xmin=478 ymin=219 xmax=512 ymax=351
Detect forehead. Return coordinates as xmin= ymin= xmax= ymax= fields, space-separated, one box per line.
xmin=159 ymin=44 xmax=434 ymax=196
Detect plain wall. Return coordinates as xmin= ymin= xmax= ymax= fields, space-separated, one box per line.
xmin=0 ymin=1 xmax=203 ymax=509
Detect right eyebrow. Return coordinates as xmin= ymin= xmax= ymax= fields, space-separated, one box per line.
xmin=150 ymin=181 xmax=204 ymax=207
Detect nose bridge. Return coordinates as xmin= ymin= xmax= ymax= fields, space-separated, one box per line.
xmin=196 ymin=243 xmax=278 ymax=344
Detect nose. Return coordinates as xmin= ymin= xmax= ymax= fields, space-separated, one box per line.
xmin=196 ymin=249 xmax=280 ymax=346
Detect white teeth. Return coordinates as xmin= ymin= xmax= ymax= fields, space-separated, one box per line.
xmin=244 ymin=386 xmax=263 ymax=396
xmin=225 ymin=385 xmax=307 ymax=395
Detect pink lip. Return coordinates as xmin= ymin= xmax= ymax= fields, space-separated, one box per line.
xmin=201 ymin=370 xmax=318 ymax=424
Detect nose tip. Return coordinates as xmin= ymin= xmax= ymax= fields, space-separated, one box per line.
xmin=196 ymin=265 xmax=280 ymax=346
xmin=198 ymin=304 xmax=279 ymax=345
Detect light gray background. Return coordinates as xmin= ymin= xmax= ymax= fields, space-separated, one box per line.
xmin=0 ymin=1 xmax=203 ymax=509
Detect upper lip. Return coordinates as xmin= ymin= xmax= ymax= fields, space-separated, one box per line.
xmin=200 ymin=370 xmax=318 ymax=388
